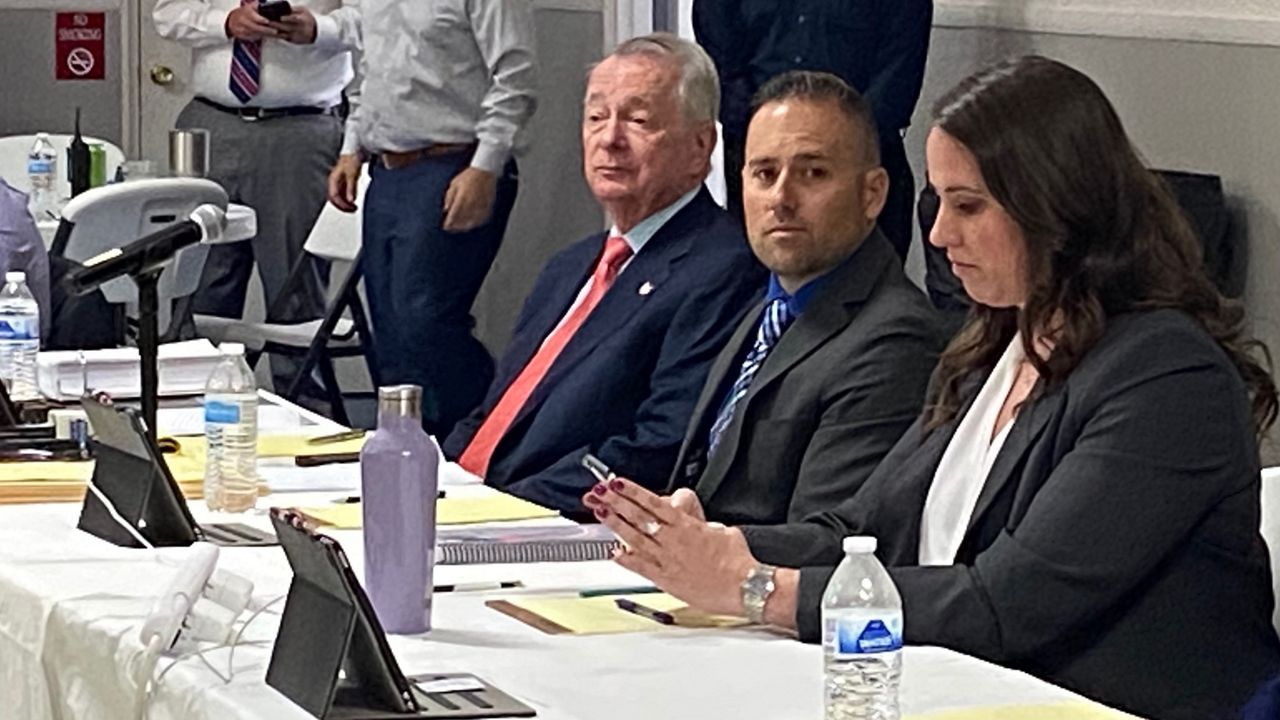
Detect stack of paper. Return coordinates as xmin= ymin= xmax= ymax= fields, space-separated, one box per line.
xmin=37 ymin=339 xmax=224 ymax=400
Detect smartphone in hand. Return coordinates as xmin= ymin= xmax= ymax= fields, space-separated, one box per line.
xmin=257 ymin=0 xmax=293 ymax=21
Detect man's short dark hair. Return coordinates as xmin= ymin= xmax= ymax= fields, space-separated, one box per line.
xmin=750 ymin=71 xmax=881 ymax=165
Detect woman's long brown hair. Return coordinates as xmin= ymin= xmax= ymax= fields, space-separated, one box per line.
xmin=926 ymin=56 xmax=1277 ymax=436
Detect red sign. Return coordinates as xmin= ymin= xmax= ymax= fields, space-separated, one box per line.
xmin=55 ymin=12 xmax=105 ymax=81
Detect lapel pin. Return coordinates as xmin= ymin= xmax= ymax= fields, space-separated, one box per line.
xmin=638 ymin=281 xmax=655 ymax=296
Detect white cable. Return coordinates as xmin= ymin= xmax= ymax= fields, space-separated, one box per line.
xmin=87 ymin=479 xmax=155 ymax=550
xmin=140 ymin=593 xmax=286 ymax=719
xmin=225 ymin=594 xmax=287 ymax=680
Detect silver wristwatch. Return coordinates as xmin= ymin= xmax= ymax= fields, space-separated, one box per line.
xmin=740 ymin=563 xmax=778 ymax=624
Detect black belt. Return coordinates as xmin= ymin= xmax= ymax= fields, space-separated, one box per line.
xmin=196 ymin=96 xmax=338 ymax=121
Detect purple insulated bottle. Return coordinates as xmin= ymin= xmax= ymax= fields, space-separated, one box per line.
xmin=360 ymin=384 xmax=439 ymax=634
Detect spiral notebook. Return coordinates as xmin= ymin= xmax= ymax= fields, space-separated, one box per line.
xmin=438 ymin=524 xmax=620 ymax=565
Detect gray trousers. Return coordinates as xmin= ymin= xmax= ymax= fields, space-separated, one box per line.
xmin=176 ymin=99 xmax=338 ymax=326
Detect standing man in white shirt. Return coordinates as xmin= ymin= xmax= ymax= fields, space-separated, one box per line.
xmin=153 ymin=0 xmax=359 ymax=393
xmin=326 ymin=0 xmax=536 ymax=437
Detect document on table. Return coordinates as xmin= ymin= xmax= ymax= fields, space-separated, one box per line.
xmin=295 ymin=494 xmax=559 ymax=529
xmin=36 ymin=339 xmax=224 ymax=400
xmin=485 ymin=593 xmax=747 ymax=635
xmin=907 ymin=703 xmax=1142 ymax=720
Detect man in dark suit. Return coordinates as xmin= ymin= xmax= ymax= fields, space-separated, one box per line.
xmin=693 ymin=0 xmax=932 ymax=259
xmin=667 ymin=71 xmax=944 ymax=526
xmin=443 ymin=34 xmax=765 ymax=514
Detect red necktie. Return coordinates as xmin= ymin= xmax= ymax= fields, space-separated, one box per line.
xmin=460 ymin=235 xmax=633 ymax=477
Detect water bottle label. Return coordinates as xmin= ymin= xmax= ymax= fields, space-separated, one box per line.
xmin=0 ymin=317 xmax=36 ymax=340
xmin=834 ymin=615 xmax=903 ymax=658
xmin=205 ymin=400 xmax=241 ymax=424
xmin=28 ymin=160 xmax=53 ymax=174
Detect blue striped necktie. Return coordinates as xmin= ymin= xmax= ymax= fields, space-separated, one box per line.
xmin=229 ymin=0 xmax=262 ymax=103
xmin=707 ymin=296 xmax=795 ymax=455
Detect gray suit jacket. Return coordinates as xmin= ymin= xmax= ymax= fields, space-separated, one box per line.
xmin=668 ymin=230 xmax=946 ymax=525
xmin=742 ymin=309 xmax=1280 ymax=720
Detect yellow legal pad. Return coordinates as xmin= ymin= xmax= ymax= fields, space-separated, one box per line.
xmin=907 ymin=702 xmax=1142 ymax=720
xmin=169 ymin=433 xmax=368 ymax=460
xmin=485 ymin=593 xmax=748 ymax=635
xmin=0 ymin=432 xmax=360 ymax=504
xmin=296 ymin=494 xmax=560 ymax=529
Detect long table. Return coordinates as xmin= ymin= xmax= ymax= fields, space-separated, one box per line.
xmin=0 ymin=457 xmax=1135 ymax=719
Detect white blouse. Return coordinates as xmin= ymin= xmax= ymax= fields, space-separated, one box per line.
xmin=918 ymin=334 xmax=1026 ymax=566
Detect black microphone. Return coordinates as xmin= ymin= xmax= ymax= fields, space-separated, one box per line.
xmin=64 ymin=204 xmax=226 ymax=296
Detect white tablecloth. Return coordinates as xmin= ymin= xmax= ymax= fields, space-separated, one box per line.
xmin=0 ymin=469 xmax=1124 ymax=720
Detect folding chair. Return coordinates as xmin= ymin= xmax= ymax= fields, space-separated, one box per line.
xmin=194 ymin=190 xmax=378 ymax=426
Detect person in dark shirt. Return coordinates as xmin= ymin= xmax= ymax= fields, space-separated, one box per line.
xmin=693 ymin=0 xmax=932 ymax=260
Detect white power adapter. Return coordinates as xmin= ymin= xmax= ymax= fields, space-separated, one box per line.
xmin=140 ymin=542 xmax=255 ymax=655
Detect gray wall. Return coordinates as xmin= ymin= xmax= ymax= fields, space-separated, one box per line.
xmin=472 ymin=7 xmax=604 ymax=354
xmin=907 ymin=26 xmax=1280 ymax=454
xmin=0 ymin=9 xmax=123 ymax=144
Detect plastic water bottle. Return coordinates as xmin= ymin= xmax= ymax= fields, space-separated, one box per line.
xmin=822 ymin=536 xmax=904 ymax=720
xmin=27 ymin=133 xmax=58 ymax=219
xmin=361 ymin=384 xmax=440 ymax=634
xmin=0 ymin=271 xmax=41 ymax=401
xmin=203 ymin=342 xmax=258 ymax=512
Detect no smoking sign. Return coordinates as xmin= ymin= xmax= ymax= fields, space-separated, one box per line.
xmin=55 ymin=12 xmax=105 ymax=80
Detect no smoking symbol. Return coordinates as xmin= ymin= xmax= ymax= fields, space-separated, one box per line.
xmin=67 ymin=47 xmax=94 ymax=77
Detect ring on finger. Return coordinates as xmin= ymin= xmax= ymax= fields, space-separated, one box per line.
xmin=642 ymin=520 xmax=662 ymax=538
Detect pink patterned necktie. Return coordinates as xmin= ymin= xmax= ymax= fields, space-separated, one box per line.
xmin=229 ymin=0 xmax=261 ymax=103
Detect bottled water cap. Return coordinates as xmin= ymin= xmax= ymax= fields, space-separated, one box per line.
xmin=843 ymin=536 xmax=877 ymax=555
xmin=5 ymin=271 xmax=25 ymax=284
xmin=220 ymin=342 xmax=246 ymax=356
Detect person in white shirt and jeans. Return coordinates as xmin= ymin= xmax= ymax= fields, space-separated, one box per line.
xmin=153 ymin=0 xmax=359 ymax=395
xmin=326 ymin=0 xmax=536 ymax=437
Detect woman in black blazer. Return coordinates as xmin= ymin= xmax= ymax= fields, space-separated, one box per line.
xmin=584 ymin=56 xmax=1280 ymax=720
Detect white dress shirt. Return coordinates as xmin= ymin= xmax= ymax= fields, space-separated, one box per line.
xmin=153 ymin=0 xmax=360 ymax=109
xmin=918 ymin=334 xmax=1026 ymax=566
xmin=341 ymin=0 xmax=537 ymax=175
xmin=542 ymin=188 xmax=700 ymax=343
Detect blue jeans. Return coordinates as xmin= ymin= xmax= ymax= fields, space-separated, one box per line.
xmin=363 ymin=154 xmax=518 ymax=436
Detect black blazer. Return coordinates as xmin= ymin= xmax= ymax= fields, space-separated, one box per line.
xmin=444 ymin=189 xmax=766 ymax=514
xmin=668 ymin=231 xmax=945 ymax=526
xmin=743 ymin=310 xmax=1280 ymax=720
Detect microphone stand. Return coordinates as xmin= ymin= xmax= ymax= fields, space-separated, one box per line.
xmin=63 ymin=205 xmax=226 ymax=443
xmin=135 ymin=268 xmax=163 ymax=443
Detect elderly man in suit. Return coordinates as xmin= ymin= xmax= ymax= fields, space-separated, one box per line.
xmin=443 ymin=34 xmax=765 ymax=514
xmin=663 ymin=71 xmax=943 ymax=526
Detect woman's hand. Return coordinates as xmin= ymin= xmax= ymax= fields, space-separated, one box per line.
xmin=582 ymin=477 xmax=755 ymax=617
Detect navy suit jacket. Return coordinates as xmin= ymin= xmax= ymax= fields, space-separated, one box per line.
xmin=444 ymin=189 xmax=766 ymax=514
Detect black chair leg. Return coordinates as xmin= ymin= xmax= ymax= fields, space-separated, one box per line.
xmin=315 ymin=350 xmax=350 ymax=427
xmin=346 ymin=285 xmax=381 ymax=389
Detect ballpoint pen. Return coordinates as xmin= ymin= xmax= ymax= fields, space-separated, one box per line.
xmin=306 ymin=429 xmax=367 ymax=445
xmin=578 ymin=585 xmax=661 ymax=598
xmin=614 ymin=597 xmax=675 ymax=625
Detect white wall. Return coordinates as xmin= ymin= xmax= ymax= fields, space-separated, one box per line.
xmin=936 ymin=0 xmax=1280 ymax=46
xmin=915 ymin=16 xmax=1280 ymax=454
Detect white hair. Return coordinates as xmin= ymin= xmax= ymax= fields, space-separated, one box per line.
xmin=610 ymin=32 xmax=720 ymax=125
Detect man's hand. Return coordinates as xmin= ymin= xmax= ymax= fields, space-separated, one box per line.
xmin=327 ymin=154 xmax=363 ymax=212
xmin=269 ymin=7 xmax=317 ymax=44
xmin=225 ymin=3 xmax=279 ymax=41
xmin=442 ymin=166 xmax=497 ymax=232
